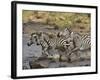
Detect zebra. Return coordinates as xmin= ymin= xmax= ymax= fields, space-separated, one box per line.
xmin=57 ymin=27 xmax=91 ymax=51
xmin=66 ymin=32 xmax=91 ymax=62
xmin=57 ymin=27 xmax=75 ymax=51
xmin=38 ymin=32 xmax=74 ymax=62
xmin=57 ymin=28 xmax=91 ymax=60
xmin=27 ymin=32 xmax=70 ymax=58
xmin=27 ymin=32 xmax=50 ymax=56
xmin=70 ymin=32 xmax=91 ymax=51
xmin=27 ymin=32 xmax=40 ymax=46
xmin=57 ymin=27 xmax=71 ymax=38
xmin=60 ymin=31 xmax=91 ymax=61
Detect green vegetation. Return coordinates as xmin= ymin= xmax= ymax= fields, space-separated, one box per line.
xmin=22 ymin=10 xmax=90 ymax=30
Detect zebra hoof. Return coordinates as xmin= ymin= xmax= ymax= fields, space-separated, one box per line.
xmin=67 ymin=58 xmax=72 ymax=63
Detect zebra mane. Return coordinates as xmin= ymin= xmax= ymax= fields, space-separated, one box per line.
xmin=57 ymin=32 xmax=61 ymax=37
xmin=31 ymin=32 xmax=36 ymax=36
xmin=71 ymin=32 xmax=81 ymax=38
xmin=64 ymin=27 xmax=71 ymax=34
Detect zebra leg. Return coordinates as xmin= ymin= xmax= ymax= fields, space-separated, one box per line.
xmin=66 ymin=47 xmax=79 ymax=62
xmin=68 ymin=47 xmax=79 ymax=56
xmin=42 ymin=47 xmax=50 ymax=57
xmin=67 ymin=52 xmax=72 ymax=63
xmin=68 ymin=49 xmax=82 ymax=62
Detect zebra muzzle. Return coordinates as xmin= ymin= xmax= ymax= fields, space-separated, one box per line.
xmin=27 ymin=41 xmax=33 ymax=46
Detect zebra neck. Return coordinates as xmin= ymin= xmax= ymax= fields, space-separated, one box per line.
xmin=44 ymin=38 xmax=50 ymax=46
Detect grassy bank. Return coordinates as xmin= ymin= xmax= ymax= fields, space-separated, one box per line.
xmin=23 ymin=10 xmax=91 ymax=33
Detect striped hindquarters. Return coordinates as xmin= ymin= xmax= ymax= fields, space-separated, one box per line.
xmin=45 ymin=37 xmax=68 ymax=49
xmin=71 ymin=32 xmax=91 ymax=51
xmin=80 ymin=34 xmax=91 ymax=50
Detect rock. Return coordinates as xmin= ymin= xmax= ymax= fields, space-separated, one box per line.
xmin=69 ymin=52 xmax=80 ymax=62
xmin=68 ymin=49 xmax=91 ymax=62
xmin=79 ymin=50 xmax=91 ymax=60
xmin=29 ymin=60 xmax=48 ymax=69
xmin=48 ymin=62 xmax=60 ymax=68
xmin=29 ymin=56 xmax=50 ymax=69
xmin=48 ymin=54 xmax=60 ymax=62
xmin=23 ymin=62 xmax=30 ymax=69
xmin=60 ymin=55 xmax=68 ymax=61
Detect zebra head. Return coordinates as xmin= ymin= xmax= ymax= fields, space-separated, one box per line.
xmin=70 ymin=32 xmax=81 ymax=40
xmin=27 ymin=32 xmax=41 ymax=46
xmin=57 ymin=27 xmax=71 ymax=38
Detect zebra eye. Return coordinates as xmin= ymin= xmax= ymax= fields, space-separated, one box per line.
xmin=34 ymin=36 xmax=37 ymax=38
xmin=30 ymin=37 xmax=32 ymax=40
xmin=70 ymin=40 xmax=73 ymax=42
xmin=66 ymin=41 xmax=68 ymax=44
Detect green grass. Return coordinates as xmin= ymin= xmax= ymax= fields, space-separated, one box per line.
xmin=22 ymin=10 xmax=90 ymax=29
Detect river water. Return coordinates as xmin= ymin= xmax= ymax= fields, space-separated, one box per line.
xmin=22 ymin=23 xmax=91 ymax=69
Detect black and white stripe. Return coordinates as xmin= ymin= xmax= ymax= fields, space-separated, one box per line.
xmin=57 ymin=28 xmax=71 ymax=38
xmin=44 ymin=36 xmax=69 ymax=49
xmin=70 ymin=32 xmax=91 ymax=51
xmin=57 ymin=27 xmax=91 ymax=51
xmin=27 ymin=32 xmax=70 ymax=56
xmin=27 ymin=32 xmax=49 ymax=56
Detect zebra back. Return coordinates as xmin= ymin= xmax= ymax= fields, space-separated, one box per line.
xmin=70 ymin=32 xmax=91 ymax=51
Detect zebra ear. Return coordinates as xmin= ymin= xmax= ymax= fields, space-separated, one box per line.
xmin=31 ymin=32 xmax=35 ymax=36
xmin=70 ymin=32 xmax=74 ymax=38
xmin=57 ymin=32 xmax=60 ymax=37
xmin=37 ymin=31 xmax=42 ymax=37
